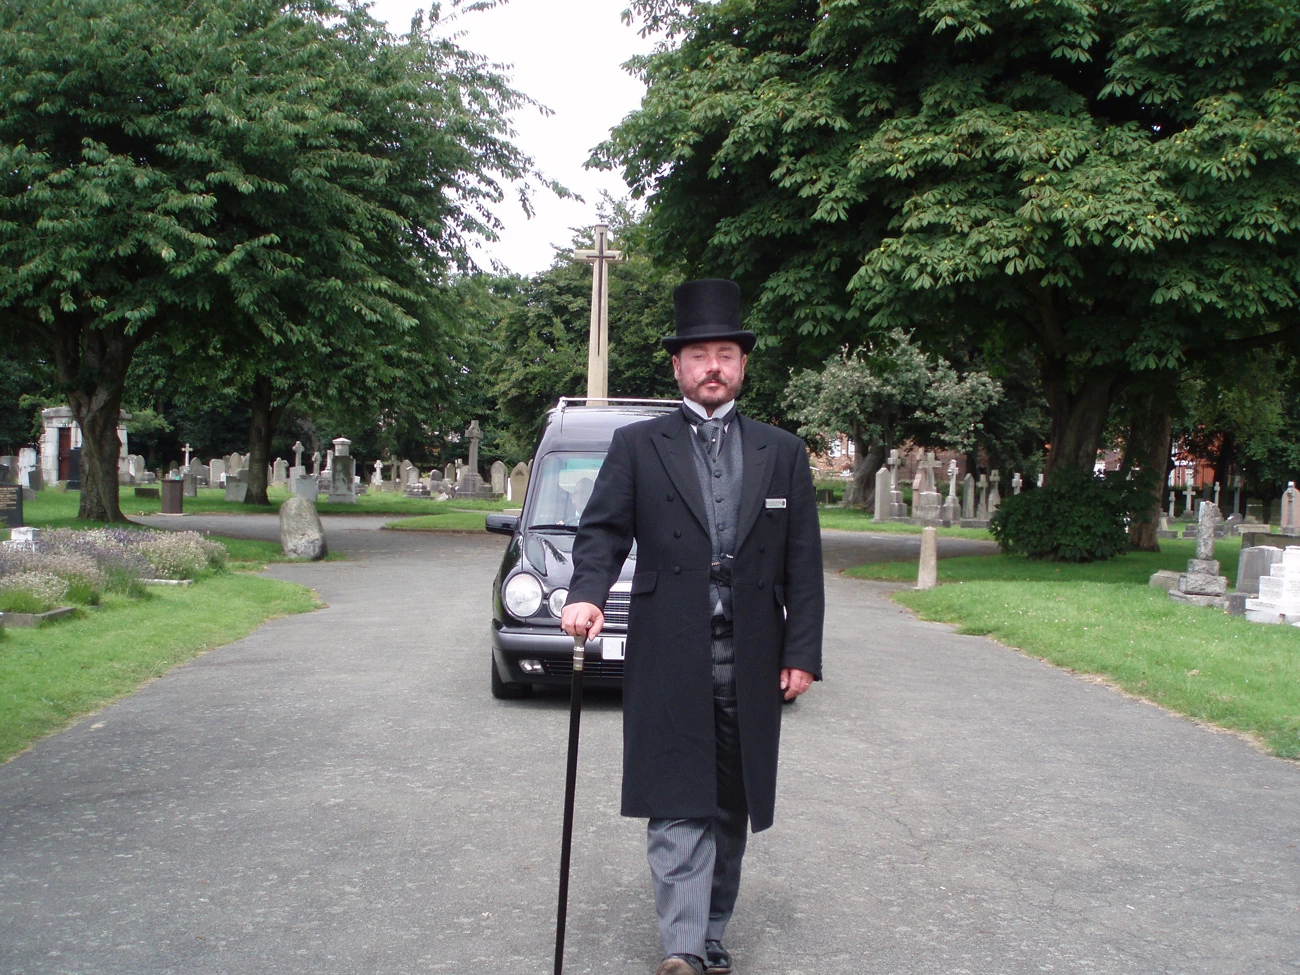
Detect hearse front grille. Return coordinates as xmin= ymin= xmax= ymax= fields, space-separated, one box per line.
xmin=544 ymin=658 xmax=625 ymax=680
xmin=603 ymin=588 xmax=631 ymax=627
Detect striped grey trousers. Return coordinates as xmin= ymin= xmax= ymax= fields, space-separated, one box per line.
xmin=646 ymin=634 xmax=749 ymax=959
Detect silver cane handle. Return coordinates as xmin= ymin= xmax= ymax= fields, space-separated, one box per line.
xmin=572 ymin=632 xmax=586 ymax=673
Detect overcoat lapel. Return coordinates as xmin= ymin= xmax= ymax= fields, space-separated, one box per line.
xmin=735 ymin=415 xmax=772 ymax=548
xmin=651 ymin=410 xmax=708 ymax=534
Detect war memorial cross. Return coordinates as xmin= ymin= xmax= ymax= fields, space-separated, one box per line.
xmin=574 ymin=223 xmax=625 ymax=402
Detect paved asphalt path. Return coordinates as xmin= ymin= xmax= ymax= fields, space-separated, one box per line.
xmin=1 ymin=519 xmax=1297 ymax=974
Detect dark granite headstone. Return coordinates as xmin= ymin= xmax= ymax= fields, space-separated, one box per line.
xmin=0 ymin=483 xmax=23 ymax=528
xmin=66 ymin=447 xmax=81 ymax=490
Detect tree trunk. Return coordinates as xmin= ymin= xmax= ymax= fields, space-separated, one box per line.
xmin=1121 ymin=382 xmax=1175 ymax=553
xmin=50 ymin=317 xmax=144 ymax=523
xmin=244 ymin=375 xmax=290 ymax=506
xmin=841 ymin=420 xmax=886 ymax=508
xmin=1040 ymin=362 xmax=1122 ymax=478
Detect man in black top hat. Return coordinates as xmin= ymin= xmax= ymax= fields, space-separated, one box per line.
xmin=563 ymin=279 xmax=825 ymax=975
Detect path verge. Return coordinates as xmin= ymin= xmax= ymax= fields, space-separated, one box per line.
xmin=0 ymin=572 xmax=320 ymax=762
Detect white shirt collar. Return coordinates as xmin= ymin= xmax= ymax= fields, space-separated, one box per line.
xmin=683 ymin=397 xmax=735 ymax=422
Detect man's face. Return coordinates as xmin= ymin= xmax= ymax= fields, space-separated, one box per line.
xmin=673 ymin=340 xmax=747 ymax=411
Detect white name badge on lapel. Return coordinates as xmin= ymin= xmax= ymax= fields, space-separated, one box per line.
xmin=765 ymin=497 xmax=787 ymax=509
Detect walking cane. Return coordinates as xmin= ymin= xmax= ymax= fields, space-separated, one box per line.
xmin=554 ymin=628 xmax=587 ymax=975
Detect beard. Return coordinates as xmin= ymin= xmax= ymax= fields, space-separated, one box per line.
xmin=679 ymin=371 xmax=742 ymax=409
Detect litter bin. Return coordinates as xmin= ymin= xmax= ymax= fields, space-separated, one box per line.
xmin=160 ymin=479 xmax=184 ymax=515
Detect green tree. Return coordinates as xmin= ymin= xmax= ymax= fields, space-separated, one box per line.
xmin=784 ymin=329 xmax=1000 ymax=507
xmin=0 ymin=0 xmax=542 ymax=518
xmin=598 ymin=0 xmax=1300 ymax=484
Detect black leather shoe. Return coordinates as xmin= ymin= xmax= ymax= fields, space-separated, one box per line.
xmin=655 ymin=955 xmax=704 ymax=975
xmin=705 ymin=940 xmax=732 ymax=974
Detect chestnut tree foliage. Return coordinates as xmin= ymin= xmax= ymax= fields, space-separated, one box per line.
xmin=598 ymin=0 xmax=1300 ymax=486
xmin=0 ymin=0 xmax=540 ymax=517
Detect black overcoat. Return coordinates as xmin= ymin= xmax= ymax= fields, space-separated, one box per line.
xmin=567 ymin=409 xmax=824 ymax=832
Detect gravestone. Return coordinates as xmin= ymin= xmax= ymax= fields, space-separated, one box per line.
xmin=1181 ymin=477 xmax=1196 ymax=521
xmin=1245 ymin=500 xmax=1263 ymax=524
xmin=1169 ymin=502 xmax=1229 ymax=607
xmin=1245 ymin=545 xmax=1300 ymax=624
xmin=941 ymin=460 xmax=960 ymax=525
xmin=372 ymin=459 xmax=384 ymax=487
xmin=509 ymin=462 xmax=530 ymax=504
xmin=229 ymin=452 xmax=244 ymax=475
xmin=1280 ymin=482 xmax=1299 ymax=536
xmin=182 ymin=466 xmax=198 ymax=498
xmin=1011 ymin=472 xmax=1023 ymax=495
xmin=291 ymin=475 xmax=318 ymax=502
xmin=191 ymin=462 xmax=210 ymax=486
xmin=311 ymin=450 xmax=321 ymax=476
xmin=491 ymin=460 xmax=507 ymax=496
xmin=0 ymin=482 xmax=23 ymax=529
xmin=1232 ymin=475 xmax=1243 ymax=517
xmin=887 ymin=449 xmax=907 ymax=520
xmin=1237 ymin=546 xmax=1284 ymax=597
xmin=873 ymin=466 xmax=891 ymax=522
xmin=911 ymin=451 xmax=942 ymax=524
xmin=988 ymin=470 xmax=1002 ymax=518
xmin=210 ymin=458 xmax=226 ymax=486
xmin=224 ymin=470 xmax=248 ymax=503
xmin=328 ymin=437 xmax=357 ymax=504
xmin=961 ymin=473 xmax=976 ymax=520
xmin=453 ymin=420 xmax=493 ymax=498
xmin=444 ymin=462 xmax=456 ymax=485
xmin=272 ymin=458 xmax=289 ymax=487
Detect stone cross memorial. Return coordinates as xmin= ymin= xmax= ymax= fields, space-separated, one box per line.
xmin=574 ymin=223 xmax=625 ymax=402
xmin=962 ymin=472 xmax=976 ymax=521
xmin=942 ymin=460 xmax=961 ymax=524
xmin=1012 ymin=472 xmax=1023 ymax=495
xmin=1169 ymin=502 xmax=1229 ymax=607
xmin=887 ymin=449 xmax=907 ymax=519
xmin=912 ymin=451 xmax=943 ymax=524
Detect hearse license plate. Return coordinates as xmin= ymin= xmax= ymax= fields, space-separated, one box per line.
xmin=601 ymin=637 xmax=626 ymax=660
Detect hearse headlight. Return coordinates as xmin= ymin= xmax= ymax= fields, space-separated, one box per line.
xmin=548 ymin=587 xmax=569 ymax=618
xmin=503 ymin=572 xmax=544 ymax=618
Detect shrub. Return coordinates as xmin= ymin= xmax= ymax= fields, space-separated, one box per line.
xmin=0 ymin=571 xmax=71 ymax=613
xmin=38 ymin=529 xmax=150 ymax=594
xmin=134 ymin=531 xmax=226 ymax=580
xmin=990 ymin=467 xmax=1149 ymax=562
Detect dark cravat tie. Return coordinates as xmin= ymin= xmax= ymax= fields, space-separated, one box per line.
xmin=699 ymin=417 xmax=723 ymax=462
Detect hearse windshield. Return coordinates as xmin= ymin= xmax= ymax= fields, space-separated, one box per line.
xmin=527 ymin=452 xmax=605 ymax=530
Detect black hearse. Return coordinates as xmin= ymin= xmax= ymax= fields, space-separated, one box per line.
xmin=486 ymin=397 xmax=678 ymax=698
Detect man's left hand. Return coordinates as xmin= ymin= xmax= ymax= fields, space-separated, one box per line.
xmin=780 ymin=667 xmax=815 ymax=701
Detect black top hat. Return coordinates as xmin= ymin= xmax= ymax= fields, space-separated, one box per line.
xmin=663 ymin=279 xmax=756 ymax=355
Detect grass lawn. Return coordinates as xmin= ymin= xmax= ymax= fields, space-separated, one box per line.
xmin=212 ymin=536 xmax=346 ymax=570
xmin=819 ymin=505 xmax=994 ymax=540
xmin=17 ymin=486 xmax=513 ymax=529
xmin=865 ymin=535 xmax=1299 ymax=759
xmin=849 ymin=537 xmax=1243 ymax=585
xmin=0 ymin=572 xmax=320 ymax=763
xmin=384 ymin=510 xmax=492 ymax=532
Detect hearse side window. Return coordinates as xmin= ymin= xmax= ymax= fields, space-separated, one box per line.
xmin=527 ymin=452 xmax=606 ymax=528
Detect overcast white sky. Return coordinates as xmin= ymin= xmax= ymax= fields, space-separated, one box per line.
xmin=368 ymin=0 xmax=657 ymax=276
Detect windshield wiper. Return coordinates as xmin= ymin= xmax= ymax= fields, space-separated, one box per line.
xmin=527 ymin=523 xmax=579 ymax=532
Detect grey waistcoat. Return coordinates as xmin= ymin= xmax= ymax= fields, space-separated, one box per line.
xmin=686 ymin=407 xmax=743 ymax=620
